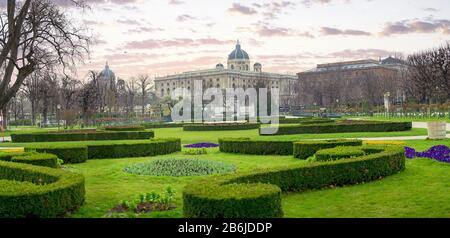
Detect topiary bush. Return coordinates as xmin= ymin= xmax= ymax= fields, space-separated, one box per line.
xmin=0 ymin=152 xmax=58 ymax=168
xmin=10 ymin=153 xmax=59 ymax=168
xmin=103 ymin=125 xmax=145 ymax=131
xmin=124 ymin=158 xmax=236 ymax=177
xmin=87 ymin=138 xmax=181 ymax=159
xmin=11 ymin=131 xmax=154 ymax=142
xmin=293 ymin=139 xmax=363 ymax=160
xmin=0 ymin=160 xmax=85 ymax=218
xmin=315 ymin=146 xmax=365 ymax=161
xmin=141 ymin=123 xmax=185 ymax=129
xmin=25 ymin=145 xmax=88 ymax=164
xmin=219 ymin=138 xmax=294 ymax=155
xmin=183 ymin=146 xmax=405 ymax=218
xmin=183 ymin=123 xmax=260 ymax=131
xmin=261 ymin=121 xmax=412 ymax=135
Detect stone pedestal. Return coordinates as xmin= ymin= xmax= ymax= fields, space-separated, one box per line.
xmin=427 ymin=121 xmax=447 ymax=139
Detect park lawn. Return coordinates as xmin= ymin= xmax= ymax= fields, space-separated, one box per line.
xmin=67 ymin=139 xmax=450 ymax=218
xmin=151 ymin=128 xmax=429 ymax=144
xmin=0 ymin=128 xmax=429 ymax=148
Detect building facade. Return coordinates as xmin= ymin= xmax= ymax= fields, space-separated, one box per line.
xmin=155 ymin=41 xmax=298 ymax=108
xmin=296 ymin=57 xmax=408 ymax=108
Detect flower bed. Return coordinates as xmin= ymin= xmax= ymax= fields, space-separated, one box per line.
xmin=405 ymin=145 xmax=450 ymax=163
xmin=184 ymin=143 xmax=219 ymax=148
xmin=124 ymin=158 xmax=236 ymax=177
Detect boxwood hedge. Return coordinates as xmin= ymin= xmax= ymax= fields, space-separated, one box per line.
xmin=11 ymin=131 xmax=154 ymax=142
xmin=293 ymin=139 xmax=363 ymax=160
xmin=315 ymin=146 xmax=365 ymax=161
xmin=87 ymin=138 xmax=181 ymax=159
xmin=0 ymin=160 xmax=85 ymax=218
xmin=0 ymin=152 xmax=58 ymax=168
xmin=261 ymin=121 xmax=412 ymax=135
xmin=25 ymin=145 xmax=88 ymax=164
xmin=142 ymin=123 xmax=185 ymax=129
xmin=183 ymin=146 xmax=405 ymax=218
xmin=219 ymin=138 xmax=294 ymax=155
xmin=103 ymin=125 xmax=145 ymax=131
xmin=183 ymin=123 xmax=260 ymax=131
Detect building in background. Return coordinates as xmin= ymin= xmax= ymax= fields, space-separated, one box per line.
xmin=296 ymin=57 xmax=408 ymax=110
xmin=155 ymin=41 xmax=298 ymax=110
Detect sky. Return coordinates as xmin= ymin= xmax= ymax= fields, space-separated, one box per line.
xmin=46 ymin=0 xmax=450 ymax=80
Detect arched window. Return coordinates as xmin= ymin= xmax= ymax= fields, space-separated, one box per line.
xmin=161 ymin=89 xmax=164 ymax=96
xmin=231 ymin=65 xmax=234 ymax=70
xmin=216 ymin=84 xmax=220 ymax=88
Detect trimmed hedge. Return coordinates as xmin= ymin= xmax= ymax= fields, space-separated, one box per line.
xmin=142 ymin=123 xmax=185 ymax=129
xmin=261 ymin=121 xmax=412 ymax=135
xmin=219 ymin=138 xmax=294 ymax=155
xmin=278 ymin=118 xmax=334 ymax=124
xmin=0 ymin=160 xmax=85 ymax=218
xmin=183 ymin=146 xmax=405 ymax=218
xmin=183 ymin=123 xmax=260 ymax=131
xmin=11 ymin=131 xmax=154 ymax=142
xmin=315 ymin=147 xmax=365 ymax=161
xmin=87 ymin=138 xmax=181 ymax=159
xmin=293 ymin=139 xmax=363 ymax=160
xmin=25 ymin=145 xmax=88 ymax=164
xmin=103 ymin=125 xmax=145 ymax=131
xmin=0 ymin=152 xmax=58 ymax=168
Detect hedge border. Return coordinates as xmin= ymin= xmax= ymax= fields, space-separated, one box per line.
xmin=11 ymin=131 xmax=154 ymax=142
xmin=293 ymin=139 xmax=363 ymax=160
xmin=219 ymin=138 xmax=294 ymax=155
xmin=315 ymin=146 xmax=365 ymax=161
xmin=183 ymin=145 xmax=405 ymax=218
xmin=87 ymin=138 xmax=181 ymax=159
xmin=103 ymin=125 xmax=145 ymax=131
xmin=0 ymin=152 xmax=58 ymax=168
xmin=25 ymin=146 xmax=88 ymax=164
xmin=183 ymin=123 xmax=260 ymax=131
xmin=261 ymin=121 xmax=412 ymax=135
xmin=0 ymin=160 xmax=85 ymax=218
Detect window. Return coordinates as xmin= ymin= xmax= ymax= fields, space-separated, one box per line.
xmin=231 ymin=65 xmax=234 ymax=70
xmin=216 ymin=84 xmax=220 ymax=88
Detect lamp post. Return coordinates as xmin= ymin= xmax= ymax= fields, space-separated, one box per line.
xmin=56 ymin=104 xmax=61 ymax=130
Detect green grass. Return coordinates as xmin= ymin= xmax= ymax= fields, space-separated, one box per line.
xmin=152 ymin=128 xmax=429 ymax=145
xmin=2 ymin=125 xmax=449 ymax=218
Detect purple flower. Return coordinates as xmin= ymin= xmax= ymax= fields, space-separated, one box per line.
xmin=405 ymin=145 xmax=450 ymax=163
xmin=184 ymin=143 xmax=219 ymax=148
xmin=404 ymin=147 xmax=416 ymax=159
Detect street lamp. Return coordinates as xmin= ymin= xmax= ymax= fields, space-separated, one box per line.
xmin=56 ymin=104 xmax=61 ymax=130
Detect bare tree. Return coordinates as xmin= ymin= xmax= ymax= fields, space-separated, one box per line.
xmin=0 ymin=0 xmax=90 ymax=128
xmin=136 ymin=74 xmax=153 ymax=115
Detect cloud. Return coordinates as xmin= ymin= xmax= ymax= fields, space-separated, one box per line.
xmin=328 ymin=49 xmax=393 ymax=59
xmin=250 ymin=1 xmax=297 ymax=20
xmin=176 ymin=14 xmax=197 ymax=22
xmin=228 ymin=3 xmax=258 ymax=15
xmin=381 ymin=19 xmax=450 ymax=35
xmin=257 ymin=25 xmax=291 ymax=37
xmin=168 ymin=0 xmax=185 ymax=5
xmin=423 ymin=7 xmax=439 ymax=12
xmin=124 ymin=38 xmax=235 ymax=49
xmin=126 ymin=26 xmax=164 ymax=34
xmin=116 ymin=19 xmax=140 ymax=25
xmin=320 ymin=27 xmax=371 ymax=36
